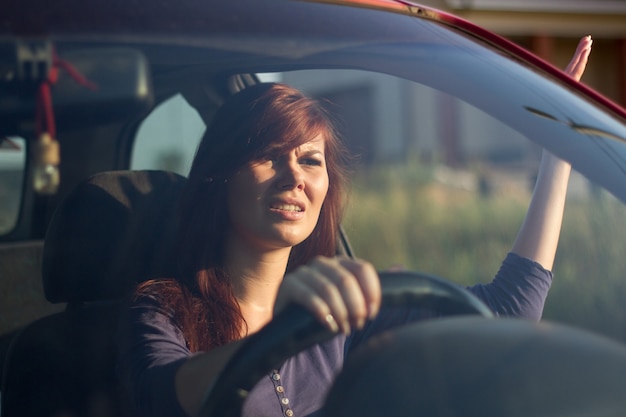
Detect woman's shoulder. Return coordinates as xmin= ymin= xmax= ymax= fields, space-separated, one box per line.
xmin=135 ymin=278 xmax=184 ymax=297
xmin=130 ymin=278 xmax=187 ymax=315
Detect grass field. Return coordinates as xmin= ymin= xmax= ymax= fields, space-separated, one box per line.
xmin=343 ymin=163 xmax=626 ymax=343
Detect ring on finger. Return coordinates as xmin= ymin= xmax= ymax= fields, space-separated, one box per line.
xmin=325 ymin=314 xmax=339 ymax=333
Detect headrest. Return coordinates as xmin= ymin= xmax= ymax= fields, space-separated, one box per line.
xmin=42 ymin=170 xmax=186 ymax=304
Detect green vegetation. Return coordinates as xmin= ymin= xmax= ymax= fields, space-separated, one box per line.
xmin=344 ymin=163 xmax=626 ymax=343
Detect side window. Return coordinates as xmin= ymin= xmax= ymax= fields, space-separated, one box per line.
xmin=131 ymin=94 xmax=205 ymax=176
xmin=132 ymin=75 xmax=281 ymax=175
xmin=0 ymin=137 xmax=26 ymax=235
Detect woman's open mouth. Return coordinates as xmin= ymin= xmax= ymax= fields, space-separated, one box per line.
xmin=271 ymin=203 xmax=303 ymax=212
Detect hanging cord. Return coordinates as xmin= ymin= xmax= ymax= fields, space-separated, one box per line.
xmin=32 ymin=47 xmax=98 ymax=194
xmin=35 ymin=49 xmax=99 ymax=139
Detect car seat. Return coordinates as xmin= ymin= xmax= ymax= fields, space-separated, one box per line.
xmin=0 ymin=170 xmax=186 ymax=417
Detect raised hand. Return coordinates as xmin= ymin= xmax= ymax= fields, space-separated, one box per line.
xmin=565 ymin=35 xmax=592 ymax=81
xmin=511 ymin=34 xmax=593 ymax=271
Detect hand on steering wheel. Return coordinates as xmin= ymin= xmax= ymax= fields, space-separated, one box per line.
xmin=274 ymin=256 xmax=381 ymax=335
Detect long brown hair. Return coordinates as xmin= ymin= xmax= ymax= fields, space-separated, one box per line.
xmin=136 ymin=83 xmax=350 ymax=352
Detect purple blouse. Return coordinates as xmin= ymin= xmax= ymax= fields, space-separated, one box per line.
xmin=116 ymin=252 xmax=552 ymax=417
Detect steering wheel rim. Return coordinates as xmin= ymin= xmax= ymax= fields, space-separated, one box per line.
xmin=199 ymin=270 xmax=493 ymax=417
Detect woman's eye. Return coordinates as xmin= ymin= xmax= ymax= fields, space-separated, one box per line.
xmin=301 ymin=158 xmax=322 ymax=166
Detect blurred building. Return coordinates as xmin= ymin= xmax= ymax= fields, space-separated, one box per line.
xmin=443 ymin=0 xmax=626 ymax=104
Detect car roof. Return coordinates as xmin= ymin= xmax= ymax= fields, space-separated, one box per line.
xmin=3 ymin=0 xmax=622 ymax=117
xmin=1 ymin=0 xmax=620 ymax=117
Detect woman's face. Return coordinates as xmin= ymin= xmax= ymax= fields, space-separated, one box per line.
xmin=227 ymin=134 xmax=330 ymax=252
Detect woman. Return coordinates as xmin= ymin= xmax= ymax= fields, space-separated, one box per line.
xmin=117 ymin=37 xmax=592 ymax=417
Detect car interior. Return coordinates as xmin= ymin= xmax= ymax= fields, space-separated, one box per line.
xmin=0 ymin=59 xmax=357 ymax=415
xmin=3 ymin=1 xmax=626 ymax=416
xmin=0 ymin=43 xmax=232 ymax=415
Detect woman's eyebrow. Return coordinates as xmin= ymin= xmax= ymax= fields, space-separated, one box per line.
xmin=298 ymin=147 xmax=325 ymax=157
xmin=300 ymin=151 xmax=325 ymax=161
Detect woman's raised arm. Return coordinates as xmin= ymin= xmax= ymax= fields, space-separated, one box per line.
xmin=511 ymin=35 xmax=593 ymax=270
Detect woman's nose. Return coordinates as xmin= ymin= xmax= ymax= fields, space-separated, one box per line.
xmin=276 ymin=161 xmax=305 ymax=191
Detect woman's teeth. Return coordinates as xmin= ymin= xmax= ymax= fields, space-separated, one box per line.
xmin=273 ymin=204 xmax=302 ymax=212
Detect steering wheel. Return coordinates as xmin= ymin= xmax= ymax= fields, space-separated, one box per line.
xmin=198 ymin=270 xmax=494 ymax=417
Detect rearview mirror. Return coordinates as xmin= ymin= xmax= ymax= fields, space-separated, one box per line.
xmin=0 ymin=42 xmax=154 ymax=132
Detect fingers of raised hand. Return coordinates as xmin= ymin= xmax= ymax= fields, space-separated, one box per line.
xmin=565 ymin=35 xmax=592 ymax=81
